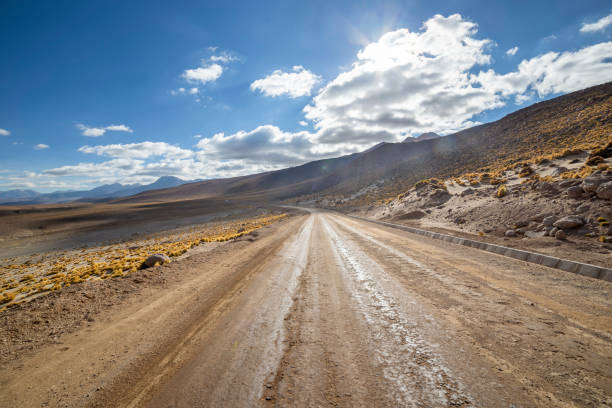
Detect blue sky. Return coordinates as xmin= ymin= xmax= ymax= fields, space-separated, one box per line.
xmin=1 ymin=0 xmax=612 ymax=192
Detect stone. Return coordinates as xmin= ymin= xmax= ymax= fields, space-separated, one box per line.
xmin=595 ymin=181 xmax=612 ymax=200
xmin=144 ymin=253 xmax=171 ymax=268
xmin=525 ymin=231 xmax=546 ymax=238
xmin=460 ymin=188 xmax=475 ymax=197
xmin=575 ymin=203 xmax=590 ymax=213
xmin=582 ymin=176 xmax=607 ymax=193
xmin=551 ymin=167 xmax=568 ymax=177
xmin=555 ymin=229 xmax=566 ymax=240
xmin=558 ymin=179 xmax=580 ymax=188
xmin=505 ymin=230 xmax=517 ymax=237
xmin=542 ymin=216 xmax=557 ymax=227
xmin=550 ymin=227 xmax=559 ymax=236
xmin=539 ymin=182 xmax=559 ymax=196
xmin=566 ymin=185 xmax=584 ymax=199
xmin=553 ymin=215 xmax=584 ymax=229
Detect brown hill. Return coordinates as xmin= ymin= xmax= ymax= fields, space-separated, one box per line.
xmin=116 ymin=82 xmax=612 ymax=204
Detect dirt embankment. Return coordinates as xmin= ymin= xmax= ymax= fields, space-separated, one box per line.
xmin=359 ymin=154 xmax=612 ymax=268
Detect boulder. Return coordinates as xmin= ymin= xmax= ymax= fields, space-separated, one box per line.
xmin=542 ymin=216 xmax=557 ymax=227
xmin=582 ymin=176 xmax=607 ymax=193
xmin=144 ymin=253 xmax=171 ymax=268
xmin=555 ymin=229 xmax=566 ymax=240
xmin=553 ymin=215 xmax=584 ymax=229
xmin=505 ymin=230 xmax=517 ymax=237
xmin=566 ymin=185 xmax=584 ymax=199
xmin=595 ymin=181 xmax=612 ymax=200
xmin=550 ymin=227 xmax=559 ymax=236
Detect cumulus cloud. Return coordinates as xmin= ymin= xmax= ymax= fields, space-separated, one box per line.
xmin=196 ymin=125 xmax=321 ymax=169
xmin=303 ymin=14 xmax=612 ymax=150
xmin=78 ymin=142 xmax=193 ymax=160
xmin=34 ymin=144 xmax=49 ymax=150
xmin=506 ymin=46 xmax=519 ymax=56
xmin=580 ymin=12 xmax=612 ymax=33
xmin=474 ymin=42 xmax=612 ymax=98
xmin=299 ymin=121 xmax=308 ymax=126
xmin=0 ymin=128 xmax=10 ymax=136
xmin=182 ymin=64 xmax=223 ymax=84
xmin=251 ymin=66 xmax=321 ymax=98
xmin=76 ymin=123 xmax=133 ymax=137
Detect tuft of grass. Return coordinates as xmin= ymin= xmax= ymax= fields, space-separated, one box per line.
xmin=497 ymin=184 xmax=508 ymax=198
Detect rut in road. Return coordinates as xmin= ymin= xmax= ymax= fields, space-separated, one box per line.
xmin=266 ymin=213 xmax=475 ymax=407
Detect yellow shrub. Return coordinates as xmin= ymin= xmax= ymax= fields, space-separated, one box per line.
xmin=497 ymin=184 xmax=508 ymax=198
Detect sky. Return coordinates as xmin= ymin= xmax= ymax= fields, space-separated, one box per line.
xmin=1 ymin=0 xmax=612 ymax=192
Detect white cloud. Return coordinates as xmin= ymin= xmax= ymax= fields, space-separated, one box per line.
xmin=475 ymin=42 xmax=612 ymax=98
xmin=251 ymin=66 xmax=321 ymax=98
xmin=0 ymin=128 xmax=10 ymax=136
xmin=506 ymin=46 xmax=518 ymax=56
xmin=76 ymin=123 xmax=133 ymax=137
xmin=34 ymin=144 xmax=49 ymax=150
xmin=299 ymin=121 xmax=308 ymax=126
xmin=193 ymin=134 xmax=203 ymax=139
xmin=303 ymin=14 xmax=612 ymax=150
xmin=580 ymin=12 xmax=612 ymax=33
xmin=78 ymin=142 xmax=193 ymax=160
xmin=182 ymin=64 xmax=223 ymax=84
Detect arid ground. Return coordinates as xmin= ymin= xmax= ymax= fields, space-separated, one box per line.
xmin=1 ymin=208 xmax=610 ymax=407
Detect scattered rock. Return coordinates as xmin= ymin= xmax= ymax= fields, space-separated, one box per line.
xmin=551 ymin=167 xmax=568 ymax=177
xmin=559 ymin=179 xmax=581 ymax=188
xmin=555 ymin=229 xmax=566 ymax=240
xmin=460 ymin=188 xmax=475 ymax=197
xmin=575 ymin=203 xmax=590 ymax=213
xmin=550 ymin=227 xmax=559 ymax=236
xmin=582 ymin=176 xmax=607 ymax=193
xmin=553 ymin=215 xmax=584 ymax=229
xmin=505 ymin=230 xmax=517 ymax=237
xmin=539 ymin=182 xmax=559 ymax=196
xmin=525 ymin=231 xmax=546 ymax=238
xmin=566 ymin=186 xmax=584 ymax=199
xmin=595 ymin=181 xmax=612 ymax=200
xmin=144 ymin=254 xmax=171 ymax=268
xmin=542 ymin=216 xmax=557 ymax=227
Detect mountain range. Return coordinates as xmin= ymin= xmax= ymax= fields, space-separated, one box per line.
xmin=115 ymin=82 xmax=611 ymax=205
xmin=0 ymin=176 xmax=198 ymax=205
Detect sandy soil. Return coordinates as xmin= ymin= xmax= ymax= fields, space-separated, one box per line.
xmin=1 ymin=209 xmax=610 ymax=407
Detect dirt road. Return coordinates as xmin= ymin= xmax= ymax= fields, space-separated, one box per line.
xmin=1 ymin=210 xmax=610 ymax=407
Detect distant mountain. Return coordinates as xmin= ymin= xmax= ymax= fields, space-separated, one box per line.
xmin=0 ymin=189 xmax=41 ymax=202
xmin=0 ymin=176 xmax=199 ymax=205
xmin=114 ymin=81 xmax=612 ymax=204
xmin=402 ymin=132 xmax=441 ymax=143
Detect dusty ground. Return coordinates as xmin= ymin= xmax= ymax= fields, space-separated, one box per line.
xmin=0 ymin=197 xmax=257 ymax=257
xmin=0 ymin=209 xmax=610 ymax=407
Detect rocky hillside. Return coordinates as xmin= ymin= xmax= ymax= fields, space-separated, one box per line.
xmin=115 ymin=82 xmax=611 ymax=205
